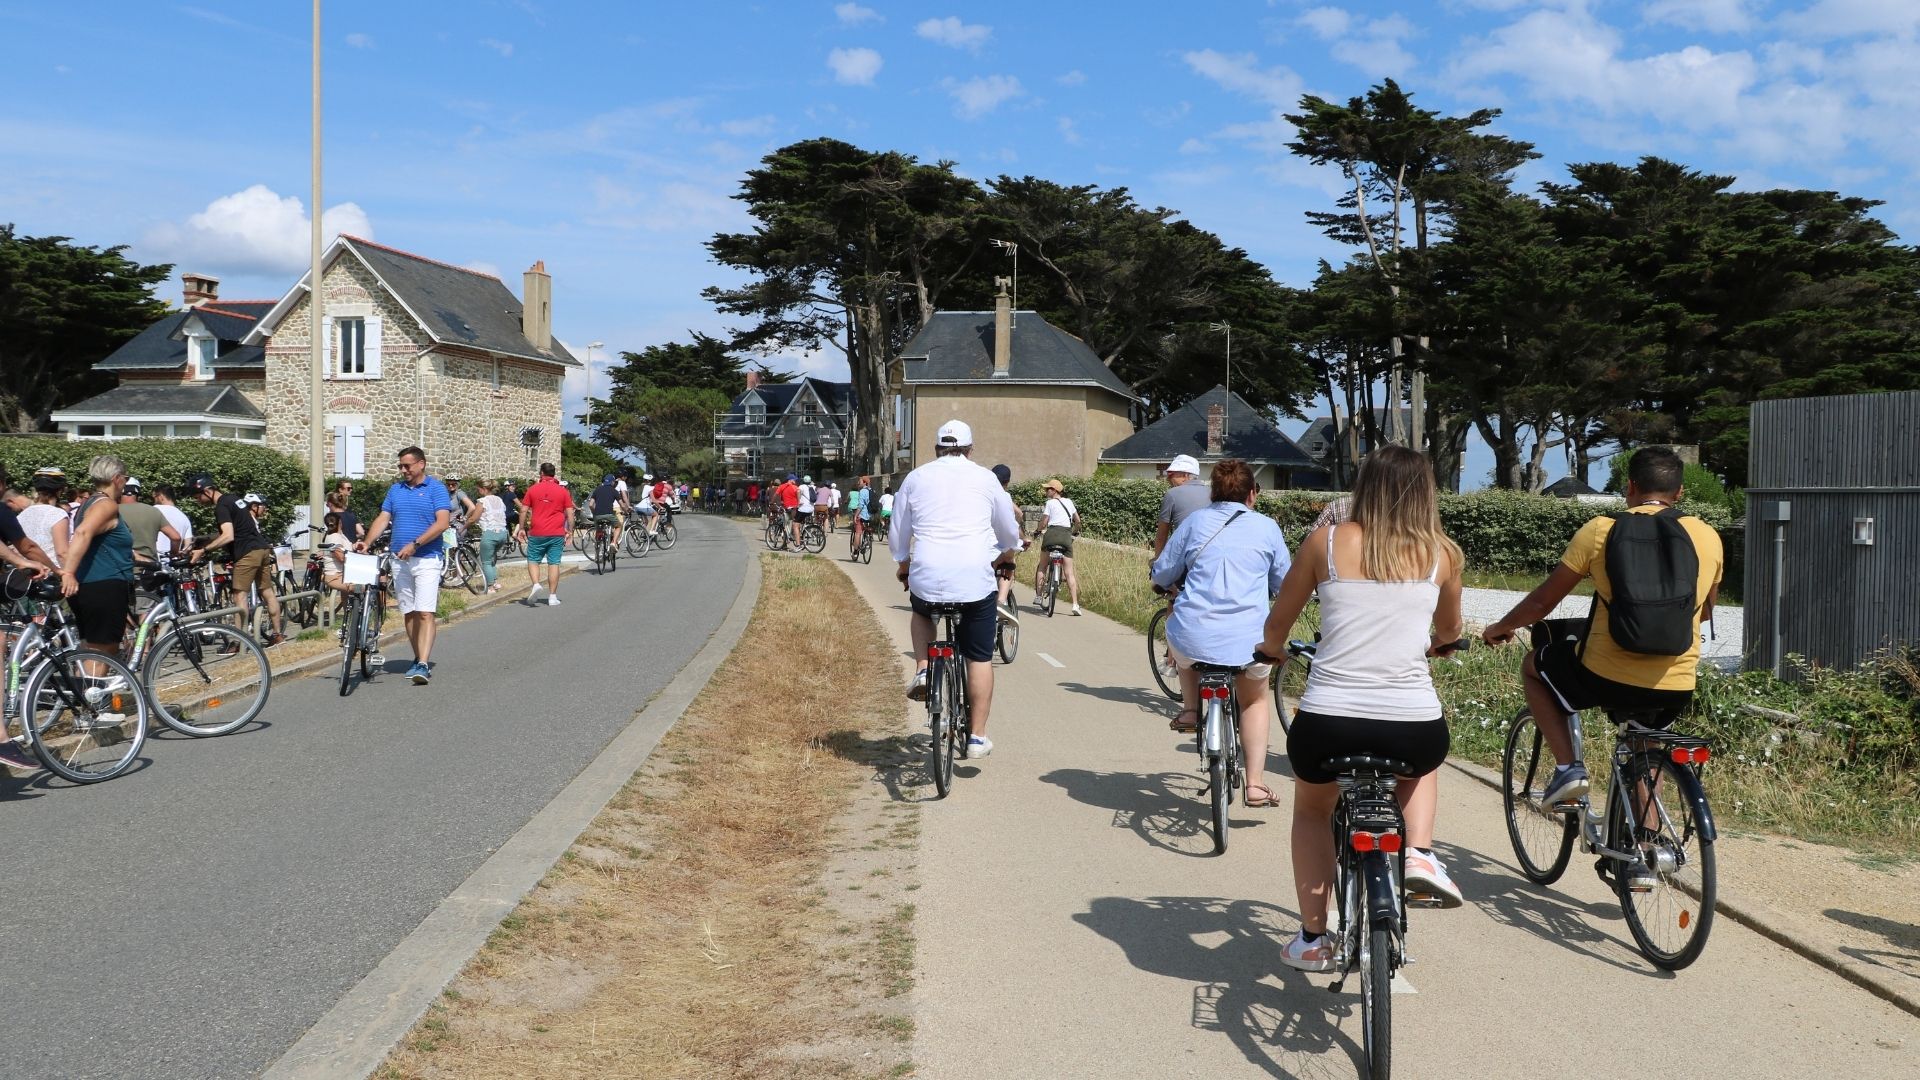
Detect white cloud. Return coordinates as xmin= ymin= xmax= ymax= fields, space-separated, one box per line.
xmin=1182 ymin=50 xmax=1305 ymax=107
xmin=1057 ymin=69 xmax=1087 ymax=86
xmin=143 ymin=185 xmax=373 ymax=277
xmin=1298 ymin=6 xmax=1353 ymax=38
xmin=480 ymin=38 xmax=514 ymax=58
xmin=1641 ymin=0 xmax=1756 ymax=33
xmin=1057 ymin=116 xmax=1083 ymax=145
xmin=944 ymin=74 xmax=1022 ymax=119
xmin=1297 ymin=8 xmax=1417 ymax=78
xmin=1179 ymin=137 xmax=1213 ymax=155
xmin=1779 ymin=0 xmax=1920 ymax=39
xmin=827 ymin=47 xmax=883 ymax=85
xmin=834 ymin=3 xmax=881 ymax=26
xmin=344 ymin=32 xmax=374 ymax=49
xmin=916 ymin=16 xmax=992 ymax=51
xmin=718 ymin=114 xmax=778 ymax=137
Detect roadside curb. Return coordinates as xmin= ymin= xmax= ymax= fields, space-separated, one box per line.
xmin=260 ymin=547 xmax=763 ymax=1079
xmin=1442 ymin=756 xmax=1920 ymax=1019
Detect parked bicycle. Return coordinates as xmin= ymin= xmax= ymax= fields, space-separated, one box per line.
xmin=3 ymin=578 xmax=150 ymax=783
xmin=440 ymin=532 xmax=485 ymax=594
xmin=127 ymin=559 xmax=271 ymax=737
xmin=335 ymin=551 xmax=391 ymax=697
xmin=1501 ymin=620 xmax=1717 ymax=970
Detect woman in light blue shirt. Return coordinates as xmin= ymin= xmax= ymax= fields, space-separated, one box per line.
xmin=1149 ymin=459 xmax=1291 ymax=807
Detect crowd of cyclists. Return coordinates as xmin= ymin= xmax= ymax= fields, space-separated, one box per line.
xmin=884 ymin=419 xmax=1725 ymax=981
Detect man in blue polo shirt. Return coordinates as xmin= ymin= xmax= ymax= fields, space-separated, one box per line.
xmin=359 ymin=444 xmax=453 ymax=685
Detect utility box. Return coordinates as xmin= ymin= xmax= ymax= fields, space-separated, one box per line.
xmin=1745 ymin=390 xmax=1920 ymax=675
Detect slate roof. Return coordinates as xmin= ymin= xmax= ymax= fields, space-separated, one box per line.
xmin=718 ymin=377 xmax=855 ymax=435
xmin=1297 ymin=408 xmax=1413 ymax=465
xmin=1100 ymin=385 xmax=1317 ymax=468
xmin=247 ymin=236 xmax=579 ymax=368
xmin=898 ymin=311 xmax=1135 ymax=400
xmin=51 ymin=383 xmax=266 ymax=421
xmin=94 ymin=303 xmax=271 ymax=372
xmin=1542 ymin=476 xmax=1602 ymax=498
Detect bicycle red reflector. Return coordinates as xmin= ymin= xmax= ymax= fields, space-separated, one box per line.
xmin=1378 ymin=833 xmax=1403 ymax=853
xmin=1351 ymin=831 xmax=1377 ymax=852
xmin=1672 ymin=747 xmax=1711 ymax=765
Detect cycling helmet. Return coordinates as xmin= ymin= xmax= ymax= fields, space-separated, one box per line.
xmin=184 ymin=472 xmax=215 ymax=495
xmin=603 ymin=474 xmax=616 ymax=483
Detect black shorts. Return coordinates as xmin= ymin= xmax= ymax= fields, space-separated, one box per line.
xmin=69 ymin=578 xmax=133 ymax=646
xmin=909 ymin=592 xmax=998 ymax=663
xmin=1534 ymin=638 xmax=1691 ymax=727
xmin=1287 ymin=711 xmax=1450 ymax=785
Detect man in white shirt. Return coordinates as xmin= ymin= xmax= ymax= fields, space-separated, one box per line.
xmin=152 ymin=484 xmax=194 ymax=558
xmin=890 ymin=419 xmax=1022 ymax=758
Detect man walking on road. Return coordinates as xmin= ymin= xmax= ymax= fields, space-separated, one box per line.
xmin=516 ymin=463 xmax=570 ymax=606
xmin=359 ymin=446 xmax=453 ymax=684
xmin=891 ymin=419 xmax=1023 ymax=758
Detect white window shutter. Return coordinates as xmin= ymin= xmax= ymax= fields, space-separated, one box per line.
xmin=332 ymin=426 xmax=346 ymax=475
xmin=346 ymin=425 xmax=367 ymax=478
xmin=365 ymin=315 xmax=383 ymax=378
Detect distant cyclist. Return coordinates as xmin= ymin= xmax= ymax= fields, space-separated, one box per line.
xmin=990 ymin=464 xmax=1021 ymax=616
xmin=1030 ymin=479 xmax=1083 ymax=616
xmin=445 ymin=476 xmax=478 ymax=538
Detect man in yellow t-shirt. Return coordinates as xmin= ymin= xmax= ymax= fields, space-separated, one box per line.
xmin=1483 ymin=447 xmax=1724 ymax=806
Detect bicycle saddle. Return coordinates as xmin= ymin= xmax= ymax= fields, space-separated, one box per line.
xmin=1190 ymin=661 xmax=1245 ymax=675
xmin=28 ymin=579 xmax=66 ymax=603
xmin=921 ymin=601 xmax=970 ymax=614
xmin=1320 ymin=754 xmax=1410 ymax=777
xmin=1044 ymin=545 xmax=1068 ymax=554
xmin=1604 ymin=707 xmax=1669 ymax=729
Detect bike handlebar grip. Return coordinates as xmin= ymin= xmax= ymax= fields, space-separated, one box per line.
xmin=1251 ymin=648 xmax=1278 ymax=665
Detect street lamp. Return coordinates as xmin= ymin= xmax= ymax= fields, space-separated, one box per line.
xmin=583 ymin=340 xmax=604 ymax=435
xmin=989 ymin=238 xmax=1017 ymax=327
xmin=1210 ymin=320 xmax=1231 ymax=436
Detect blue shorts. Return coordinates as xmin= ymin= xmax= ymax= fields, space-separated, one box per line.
xmin=526 ymin=535 xmax=564 ymax=565
xmin=909 ymin=592 xmax=998 ymax=663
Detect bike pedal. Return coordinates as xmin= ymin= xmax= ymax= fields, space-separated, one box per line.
xmin=1405 ymin=894 xmax=1447 ymax=909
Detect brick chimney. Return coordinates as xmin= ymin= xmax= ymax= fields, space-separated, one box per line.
xmin=182 ymin=272 xmax=220 ymax=308
xmin=992 ymin=276 xmax=1012 ymax=377
xmin=522 ymin=260 xmax=552 ymax=351
xmin=1206 ymin=403 xmax=1226 ymax=456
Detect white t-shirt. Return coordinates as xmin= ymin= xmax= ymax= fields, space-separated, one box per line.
xmin=321 ymin=530 xmax=351 ymax=577
xmin=888 ymin=455 xmax=1024 ymax=603
xmin=477 ymin=494 xmax=507 ymax=532
xmin=614 ymin=479 xmax=628 ymax=503
xmin=1042 ymin=496 xmax=1078 ymax=530
xmin=17 ymin=504 xmax=66 ymax=568
xmin=880 ymin=492 xmax=894 ymax=513
xmin=795 ymin=484 xmax=814 ymax=512
xmin=155 ymin=503 xmax=192 ymax=556
xmin=829 ymin=487 xmax=842 ymax=509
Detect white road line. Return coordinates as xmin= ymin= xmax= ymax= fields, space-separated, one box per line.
xmin=1036 ymin=652 xmax=1065 ymax=668
xmin=1391 ymin=972 xmax=1418 ymax=995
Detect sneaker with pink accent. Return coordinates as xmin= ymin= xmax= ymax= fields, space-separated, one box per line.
xmin=1403 ymin=848 xmax=1465 ymax=908
xmin=1280 ymin=930 xmax=1334 ymax=973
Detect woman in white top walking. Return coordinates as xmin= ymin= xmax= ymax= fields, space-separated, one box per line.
xmin=473 ymin=479 xmax=509 ymax=593
xmin=1257 ymin=445 xmax=1467 ymax=972
xmin=1031 ymin=479 xmax=1083 ymax=615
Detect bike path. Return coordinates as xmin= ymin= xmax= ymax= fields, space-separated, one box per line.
xmin=0 ymin=516 xmax=746 ymax=1080
xmin=833 ymin=551 xmax=1917 ymax=1079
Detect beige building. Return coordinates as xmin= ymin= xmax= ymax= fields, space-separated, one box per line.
xmin=895 ymin=282 xmax=1136 ymax=482
xmin=248 ymin=236 xmax=576 ymax=479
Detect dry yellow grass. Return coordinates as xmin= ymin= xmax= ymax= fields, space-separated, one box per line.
xmin=377 ymin=554 xmax=915 ymax=1080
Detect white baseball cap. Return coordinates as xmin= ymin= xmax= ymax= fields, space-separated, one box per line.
xmin=1167 ymin=454 xmax=1201 ymax=475
xmin=936 ymin=419 xmax=972 ymax=446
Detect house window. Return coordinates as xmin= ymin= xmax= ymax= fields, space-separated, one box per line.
xmin=746 ymin=448 xmax=763 ymax=479
xmin=76 ymin=424 xmax=105 ymax=438
xmin=338 ymin=318 xmax=367 ymax=375
xmin=138 ymin=424 xmax=168 ymax=437
xmin=210 ymin=424 xmax=239 ymax=439
xmin=520 ymin=426 xmax=543 ymax=469
xmin=189 ymin=335 xmax=217 ymax=381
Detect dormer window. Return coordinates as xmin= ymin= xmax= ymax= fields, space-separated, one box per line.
xmin=188 ymin=335 xmax=217 ymax=381
xmin=745 ymin=396 xmax=766 ymax=425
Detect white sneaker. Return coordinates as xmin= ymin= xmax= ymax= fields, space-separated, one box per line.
xmin=529 ymin=584 xmax=545 ymax=601
xmin=1280 ymin=930 xmax=1334 ymax=973
xmin=906 ymin=669 xmax=930 ymax=702
xmin=965 ymin=735 xmax=993 ymax=758
xmin=1071 ymin=604 xmax=1083 ymax=616
xmin=548 ymin=595 xmax=562 ymax=606
xmin=1403 ymin=849 xmax=1465 ymax=908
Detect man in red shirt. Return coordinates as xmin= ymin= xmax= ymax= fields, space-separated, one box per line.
xmin=776 ymin=473 xmax=801 ymax=546
xmin=514 ymin=462 xmax=572 ymax=606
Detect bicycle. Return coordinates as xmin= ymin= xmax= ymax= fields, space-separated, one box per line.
xmin=1035 ymin=544 xmax=1066 ymax=617
xmin=849 ymin=522 xmax=873 ymax=564
xmin=2 ymin=578 xmax=150 ymax=783
xmin=1268 ymin=633 xmax=1318 ymax=738
xmin=335 ymin=552 xmax=391 ymax=697
xmin=1189 ymin=660 xmax=1249 ymax=855
xmin=994 ymin=565 xmax=1019 ymax=664
xmin=126 ymin=560 xmax=271 ymax=737
xmin=441 ymin=534 xmax=484 ymax=594
xmin=921 ymin=602 xmax=972 ymax=800
xmin=763 ymin=509 xmax=791 ymax=552
xmin=1147 ymin=593 xmax=1179 ymax=699
xmin=793 ymin=514 xmax=825 ymax=553
xmin=1501 ymin=620 xmax=1717 ymax=970
xmin=590 ymin=518 xmax=618 ymax=574
xmin=652 ymin=506 xmax=679 ymax=550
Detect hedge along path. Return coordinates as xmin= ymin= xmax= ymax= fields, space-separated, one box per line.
xmin=376 ymin=553 xmax=918 ymax=1080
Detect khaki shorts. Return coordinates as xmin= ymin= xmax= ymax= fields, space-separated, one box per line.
xmin=232 ymin=548 xmax=276 ymax=597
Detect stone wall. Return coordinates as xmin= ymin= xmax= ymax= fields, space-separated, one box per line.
xmin=260 ymin=253 xmax=562 ymax=480
xmin=907 ymin=383 xmax=1137 ymax=482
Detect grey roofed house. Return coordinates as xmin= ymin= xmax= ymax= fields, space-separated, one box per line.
xmin=90 ymin=301 xmax=272 ymax=372
xmin=715 ymin=374 xmax=857 ymax=481
xmin=1100 ymin=385 xmax=1322 ymax=487
xmin=52 ymin=383 xmax=265 ymax=422
xmin=1541 ymin=475 xmax=1602 ymax=498
xmin=899 ymin=310 xmax=1135 ymax=399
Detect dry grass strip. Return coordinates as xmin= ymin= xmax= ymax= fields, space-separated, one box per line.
xmin=378 ymin=554 xmax=916 ymax=1079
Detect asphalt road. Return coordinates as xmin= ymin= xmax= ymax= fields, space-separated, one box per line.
xmin=0 ymin=515 xmax=746 ymax=1080
xmin=835 ymin=552 xmax=1920 ymax=1080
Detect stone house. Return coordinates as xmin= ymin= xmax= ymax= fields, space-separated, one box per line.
xmin=1099 ymin=385 xmax=1325 ymax=490
xmin=895 ymin=280 xmax=1136 ymax=482
xmin=714 ymin=373 xmax=856 ymax=483
xmin=247 ymin=236 xmax=576 ymax=479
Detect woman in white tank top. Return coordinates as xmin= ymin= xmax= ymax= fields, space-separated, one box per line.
xmin=1256 ymin=446 xmax=1467 ymax=972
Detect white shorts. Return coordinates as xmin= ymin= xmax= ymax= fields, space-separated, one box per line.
xmin=392 ymin=554 xmax=443 ymax=616
xmin=1168 ymin=640 xmax=1271 ymax=680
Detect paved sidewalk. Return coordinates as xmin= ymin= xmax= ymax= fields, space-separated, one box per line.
xmin=832 ymin=548 xmax=1915 ymax=1079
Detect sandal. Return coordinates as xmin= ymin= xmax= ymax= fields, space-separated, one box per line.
xmin=1168 ymin=709 xmax=1200 ymax=733
xmin=1243 ymin=783 xmax=1279 ymax=808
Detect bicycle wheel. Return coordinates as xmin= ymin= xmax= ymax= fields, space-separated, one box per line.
xmin=1206 ymin=704 xmax=1230 ymax=854
xmin=1614 ymin=755 xmax=1716 ymax=970
xmin=1041 ymin=564 xmax=1058 ymax=617
xmin=858 ymin=536 xmax=873 ymax=564
xmin=1360 ymin=925 xmax=1393 ymax=1080
xmin=764 ymin=523 xmax=784 ymax=550
xmin=439 ymin=552 xmax=466 ymax=591
xmin=1502 ymin=708 xmax=1577 ymax=884
xmin=24 ymin=651 xmax=148 ymax=783
xmin=927 ymin=659 xmax=954 ymax=799
xmin=338 ymin=598 xmax=359 ymax=697
xmin=143 ymin=622 xmax=270 ymax=737
xmin=1270 ymin=655 xmax=1309 ymax=737
xmin=360 ymin=590 xmax=385 ymax=680
xmin=801 ymin=523 xmax=826 ymax=554
xmin=627 ymin=526 xmax=648 ymax=557
xmin=655 ymin=522 xmax=677 ymax=550
xmin=1146 ymin=606 xmax=1179 ymax=700
xmin=459 ymin=547 xmax=484 ymax=594
xmin=996 ymin=610 xmax=1019 ymax=664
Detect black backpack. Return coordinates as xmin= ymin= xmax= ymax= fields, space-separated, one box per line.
xmin=1588 ymin=507 xmax=1700 ymax=656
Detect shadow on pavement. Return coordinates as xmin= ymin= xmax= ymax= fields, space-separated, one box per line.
xmin=1826 ymin=909 xmax=1920 ymax=980
xmin=1058 ymin=680 xmax=1178 ymax=716
xmin=1041 ymin=768 xmax=1274 ymax=857
xmin=1436 ymin=840 xmax=1671 ymax=979
xmin=820 ymin=728 xmax=982 ymax=804
xmin=1074 ymin=895 xmax=1363 ymax=1079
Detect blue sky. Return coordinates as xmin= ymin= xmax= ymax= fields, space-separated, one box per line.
xmin=6 ymin=0 xmax=1918 ymax=484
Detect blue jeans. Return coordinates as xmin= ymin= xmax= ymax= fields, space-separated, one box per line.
xmin=479 ymin=529 xmax=509 ymax=587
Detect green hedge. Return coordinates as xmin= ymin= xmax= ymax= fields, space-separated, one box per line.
xmin=0 ymin=437 xmax=311 ymax=537
xmin=1011 ymin=475 xmax=1737 ymax=580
